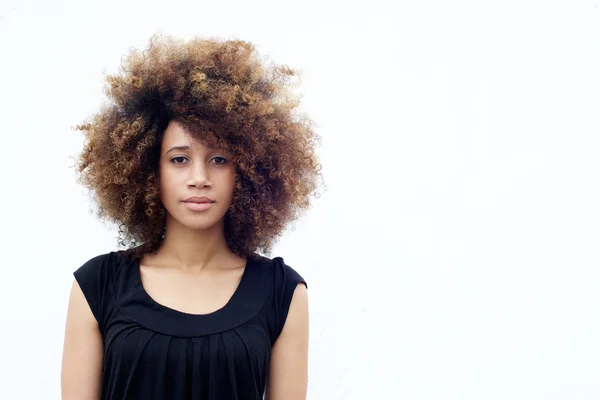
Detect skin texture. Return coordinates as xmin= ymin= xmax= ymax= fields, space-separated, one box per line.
xmin=266 ymin=284 xmax=309 ymax=400
xmin=61 ymin=280 xmax=103 ymax=400
xmin=157 ymin=119 xmax=238 ymax=268
xmin=62 ymin=34 xmax=319 ymax=399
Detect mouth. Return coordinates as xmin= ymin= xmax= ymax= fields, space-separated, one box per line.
xmin=183 ymin=201 xmax=214 ymax=211
xmin=183 ymin=196 xmax=215 ymax=204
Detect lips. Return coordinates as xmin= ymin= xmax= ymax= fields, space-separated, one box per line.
xmin=183 ymin=196 xmax=215 ymax=204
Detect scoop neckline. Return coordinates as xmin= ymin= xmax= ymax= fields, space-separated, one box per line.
xmin=133 ymin=256 xmax=251 ymax=317
xmin=118 ymin=253 xmax=272 ymax=337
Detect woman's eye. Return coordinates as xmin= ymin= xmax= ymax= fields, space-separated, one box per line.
xmin=212 ymin=156 xmax=227 ymax=165
xmin=171 ymin=156 xmax=188 ymax=164
xmin=170 ymin=156 xmax=226 ymax=165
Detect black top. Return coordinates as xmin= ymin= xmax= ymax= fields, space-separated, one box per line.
xmin=73 ymin=250 xmax=306 ymax=400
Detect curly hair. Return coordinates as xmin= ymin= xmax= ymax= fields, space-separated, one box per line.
xmin=73 ymin=33 xmax=324 ymax=262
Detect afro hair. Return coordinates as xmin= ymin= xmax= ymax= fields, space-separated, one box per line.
xmin=73 ymin=33 xmax=324 ymax=261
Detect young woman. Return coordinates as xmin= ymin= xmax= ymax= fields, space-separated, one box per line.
xmin=61 ymin=34 xmax=323 ymax=400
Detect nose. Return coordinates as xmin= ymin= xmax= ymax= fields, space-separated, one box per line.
xmin=187 ymin=162 xmax=212 ymax=188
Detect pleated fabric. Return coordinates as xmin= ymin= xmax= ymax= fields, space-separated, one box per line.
xmin=73 ymin=250 xmax=306 ymax=400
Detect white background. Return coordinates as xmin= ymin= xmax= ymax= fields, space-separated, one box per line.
xmin=1 ymin=0 xmax=599 ymax=398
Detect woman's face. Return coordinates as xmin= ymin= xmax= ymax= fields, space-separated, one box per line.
xmin=159 ymin=120 xmax=236 ymax=231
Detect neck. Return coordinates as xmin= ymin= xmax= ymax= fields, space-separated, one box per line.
xmin=155 ymin=215 xmax=234 ymax=272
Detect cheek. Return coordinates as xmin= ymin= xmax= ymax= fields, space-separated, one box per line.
xmin=159 ymin=169 xmax=177 ymax=201
xmin=225 ymin=174 xmax=236 ymax=195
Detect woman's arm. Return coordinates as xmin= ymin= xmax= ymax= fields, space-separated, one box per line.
xmin=265 ymin=283 xmax=309 ymax=400
xmin=61 ymin=279 xmax=103 ymax=400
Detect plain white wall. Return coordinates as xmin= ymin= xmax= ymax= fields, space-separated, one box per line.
xmin=1 ymin=0 xmax=599 ymax=398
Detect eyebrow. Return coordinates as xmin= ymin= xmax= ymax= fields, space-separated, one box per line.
xmin=165 ymin=145 xmax=222 ymax=155
xmin=166 ymin=145 xmax=191 ymax=154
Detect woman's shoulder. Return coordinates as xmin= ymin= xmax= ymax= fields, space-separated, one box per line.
xmin=72 ymin=250 xmax=130 ymax=331
xmin=251 ymin=254 xmax=307 ymax=288
xmin=73 ymin=249 xmax=135 ymax=288
xmin=251 ymin=254 xmax=307 ymax=344
xmin=74 ymin=251 xmax=114 ymax=276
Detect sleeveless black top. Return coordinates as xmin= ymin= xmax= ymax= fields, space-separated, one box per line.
xmin=73 ymin=250 xmax=306 ymax=400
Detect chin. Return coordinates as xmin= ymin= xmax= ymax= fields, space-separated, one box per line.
xmin=173 ymin=218 xmax=221 ymax=231
xmin=174 ymin=211 xmax=226 ymax=230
